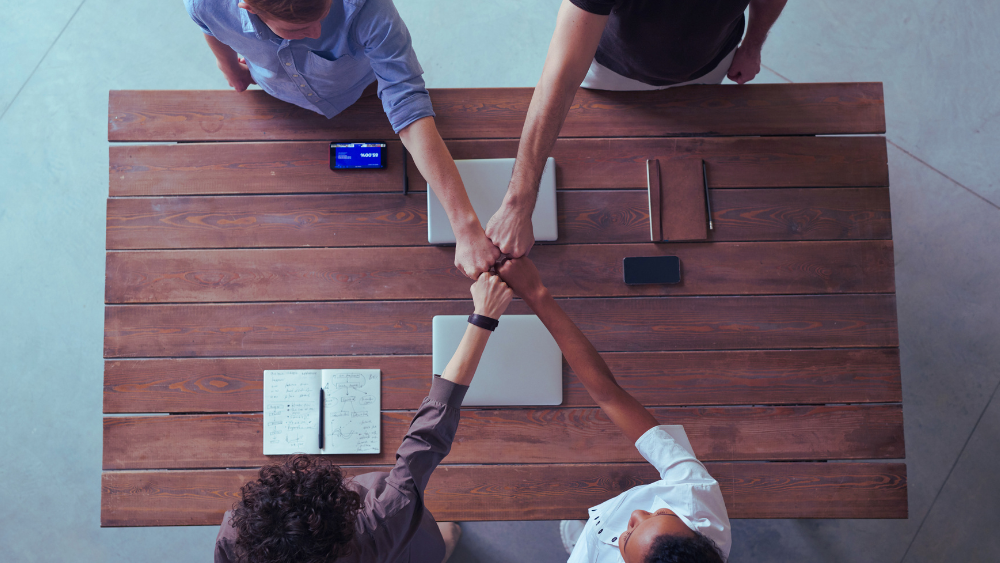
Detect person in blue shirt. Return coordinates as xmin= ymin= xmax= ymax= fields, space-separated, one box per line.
xmin=185 ymin=0 xmax=500 ymax=279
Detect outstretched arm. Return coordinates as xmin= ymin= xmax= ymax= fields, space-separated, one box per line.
xmin=726 ymin=0 xmax=789 ymax=84
xmin=497 ymin=258 xmax=658 ymax=442
xmin=440 ymin=272 xmax=513 ymax=386
xmin=484 ymin=0 xmax=608 ymax=258
xmin=399 ymin=118 xmax=500 ymax=279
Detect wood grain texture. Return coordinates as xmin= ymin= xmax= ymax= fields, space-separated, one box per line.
xmin=104 ymin=295 xmax=898 ymax=358
xmin=103 ymin=405 xmax=904 ymax=469
xmin=100 ymin=462 xmax=907 ymax=525
xmin=110 ymin=141 xmax=407 ymax=196
xmin=103 ymin=349 xmax=902 ymax=413
xmin=105 ymin=241 xmax=895 ymax=303
xmin=109 ymin=136 xmax=888 ymax=196
xmin=108 ymin=84 xmax=885 ymax=142
xmin=106 ymin=188 xmax=893 ymax=250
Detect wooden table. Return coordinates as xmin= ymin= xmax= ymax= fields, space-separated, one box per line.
xmin=102 ymin=84 xmax=906 ymax=526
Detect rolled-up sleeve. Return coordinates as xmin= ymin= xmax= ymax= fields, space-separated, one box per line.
xmin=352 ymin=0 xmax=435 ymax=133
xmin=183 ymin=0 xmax=215 ymax=36
xmin=635 ymin=425 xmax=711 ymax=483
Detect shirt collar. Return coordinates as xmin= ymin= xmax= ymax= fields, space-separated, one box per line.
xmin=592 ymin=495 xmax=691 ymax=548
xmin=239 ymin=6 xmax=282 ymax=43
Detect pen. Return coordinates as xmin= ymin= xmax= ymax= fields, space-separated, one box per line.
xmin=702 ymin=159 xmax=714 ymax=231
xmin=319 ymin=389 xmax=324 ymax=451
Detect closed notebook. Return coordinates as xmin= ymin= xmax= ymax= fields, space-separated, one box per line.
xmin=263 ymin=369 xmax=380 ymax=455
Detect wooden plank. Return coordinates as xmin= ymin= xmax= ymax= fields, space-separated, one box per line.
xmin=103 ymin=405 xmax=904 ymax=470
xmin=109 ymin=136 xmax=888 ymax=196
xmin=105 ymin=241 xmax=895 ymax=303
xmin=103 ymin=295 xmax=898 ymax=358
xmin=108 ymin=84 xmax=885 ymax=142
xmin=103 ymin=349 xmax=902 ymax=413
xmin=106 ymin=188 xmax=893 ymax=250
xmin=100 ymin=462 xmax=907 ymax=525
xmin=110 ymin=141 xmax=408 ymax=196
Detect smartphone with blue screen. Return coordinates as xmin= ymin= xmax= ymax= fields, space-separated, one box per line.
xmin=330 ymin=142 xmax=387 ymax=169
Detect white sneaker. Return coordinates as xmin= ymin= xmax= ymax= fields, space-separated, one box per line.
xmin=559 ymin=520 xmax=587 ymax=554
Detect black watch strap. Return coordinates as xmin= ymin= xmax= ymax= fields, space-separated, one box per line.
xmin=468 ymin=314 xmax=499 ymax=332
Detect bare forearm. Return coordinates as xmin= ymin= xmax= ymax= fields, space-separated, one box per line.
xmin=507 ymin=0 xmax=606 ymax=209
xmin=508 ymin=73 xmax=580 ymax=207
xmin=524 ymin=289 xmax=620 ymax=399
xmin=742 ymin=0 xmax=788 ymax=49
xmin=399 ymin=116 xmax=479 ymax=234
xmin=524 ymin=290 xmax=658 ymax=440
xmin=204 ymin=34 xmax=239 ymax=68
xmin=440 ymin=324 xmax=492 ymax=387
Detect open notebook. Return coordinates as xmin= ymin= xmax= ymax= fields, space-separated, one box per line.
xmin=263 ymin=369 xmax=380 ymax=455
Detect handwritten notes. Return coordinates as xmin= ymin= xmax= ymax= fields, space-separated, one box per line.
xmin=322 ymin=370 xmax=381 ymax=454
xmin=263 ymin=370 xmax=322 ymax=455
xmin=263 ymin=369 xmax=381 ymax=456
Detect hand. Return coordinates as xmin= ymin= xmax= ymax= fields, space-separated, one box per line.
xmin=470 ymin=272 xmax=513 ymax=319
xmin=485 ymin=202 xmax=535 ymax=258
xmin=454 ymin=228 xmax=501 ymax=279
xmin=726 ymin=43 xmax=762 ymax=85
xmin=497 ymin=257 xmax=547 ymax=305
xmin=219 ymin=57 xmax=257 ymax=92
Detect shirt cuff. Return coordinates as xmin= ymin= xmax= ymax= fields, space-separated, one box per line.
xmin=635 ymin=425 xmax=696 ymax=460
xmin=385 ymin=92 xmax=436 ymax=133
xmin=429 ymin=374 xmax=468 ymax=409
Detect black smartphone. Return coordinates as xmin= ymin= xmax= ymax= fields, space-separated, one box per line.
xmin=623 ymin=256 xmax=681 ymax=285
xmin=330 ymin=142 xmax=387 ymax=169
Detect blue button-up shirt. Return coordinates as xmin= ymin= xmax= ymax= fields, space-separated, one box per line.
xmin=185 ymin=0 xmax=435 ymax=132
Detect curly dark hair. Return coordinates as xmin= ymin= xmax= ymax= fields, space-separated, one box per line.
xmin=230 ymin=455 xmax=363 ymax=563
xmin=644 ymin=532 xmax=725 ymax=563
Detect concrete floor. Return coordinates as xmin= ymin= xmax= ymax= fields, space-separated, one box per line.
xmin=1 ymin=0 xmax=998 ymax=561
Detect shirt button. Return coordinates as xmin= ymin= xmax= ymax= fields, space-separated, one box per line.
xmin=285 ymin=62 xmax=291 ymax=66
xmin=598 ymin=529 xmax=603 ymax=534
xmin=306 ymin=93 xmax=312 ymax=96
xmin=293 ymin=74 xmax=299 ymax=77
xmin=612 ymin=537 xmax=618 ymax=542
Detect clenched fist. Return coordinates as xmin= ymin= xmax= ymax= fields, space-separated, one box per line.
xmin=470 ymin=272 xmax=513 ymax=319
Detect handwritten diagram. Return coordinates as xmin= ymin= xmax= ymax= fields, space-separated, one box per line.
xmin=322 ymin=369 xmax=380 ymax=454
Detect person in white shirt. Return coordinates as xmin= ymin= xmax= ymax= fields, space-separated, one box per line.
xmin=497 ymin=257 xmax=732 ymax=563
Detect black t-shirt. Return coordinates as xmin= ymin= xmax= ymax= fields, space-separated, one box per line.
xmin=571 ymin=0 xmax=749 ymax=86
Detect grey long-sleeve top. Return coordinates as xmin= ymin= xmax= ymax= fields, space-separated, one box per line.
xmin=215 ymin=375 xmax=467 ymax=563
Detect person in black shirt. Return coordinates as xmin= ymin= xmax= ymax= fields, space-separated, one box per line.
xmin=484 ymin=0 xmax=789 ymax=259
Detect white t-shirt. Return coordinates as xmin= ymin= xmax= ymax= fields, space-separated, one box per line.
xmin=567 ymin=425 xmax=731 ymax=562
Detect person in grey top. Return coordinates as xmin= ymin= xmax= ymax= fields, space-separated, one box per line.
xmin=185 ymin=0 xmax=501 ymax=279
xmin=214 ymin=273 xmax=514 ymax=563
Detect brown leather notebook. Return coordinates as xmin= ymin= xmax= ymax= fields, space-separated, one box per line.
xmin=647 ymin=158 xmax=708 ymax=242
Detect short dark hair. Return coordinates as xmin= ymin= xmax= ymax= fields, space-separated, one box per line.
xmin=231 ymin=455 xmax=362 ymax=563
xmin=243 ymin=0 xmax=331 ymax=23
xmin=644 ymin=532 xmax=725 ymax=563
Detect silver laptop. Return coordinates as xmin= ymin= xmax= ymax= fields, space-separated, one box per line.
xmin=427 ymin=158 xmax=558 ymax=244
xmin=431 ymin=315 xmax=563 ymax=406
